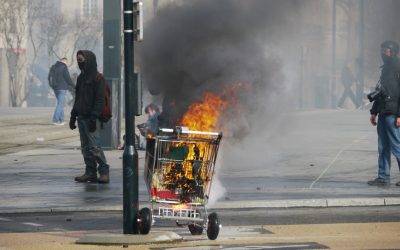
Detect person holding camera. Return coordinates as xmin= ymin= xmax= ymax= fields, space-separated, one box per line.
xmin=117 ymin=103 xmax=160 ymax=150
xmin=368 ymin=41 xmax=400 ymax=187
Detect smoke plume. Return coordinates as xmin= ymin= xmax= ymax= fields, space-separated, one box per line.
xmin=138 ymin=0 xmax=300 ymax=138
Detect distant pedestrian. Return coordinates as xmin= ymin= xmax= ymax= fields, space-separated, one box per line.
xmin=69 ymin=50 xmax=110 ymax=184
xmin=48 ymin=58 xmax=75 ymax=125
xmin=117 ymin=103 xmax=160 ymax=150
xmin=144 ymin=103 xmax=161 ymax=137
xmin=337 ymin=63 xmax=358 ymax=108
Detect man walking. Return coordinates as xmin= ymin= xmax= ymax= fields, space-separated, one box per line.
xmin=337 ymin=63 xmax=358 ymax=108
xmin=48 ymin=58 xmax=75 ymax=125
xmin=69 ymin=50 xmax=110 ymax=184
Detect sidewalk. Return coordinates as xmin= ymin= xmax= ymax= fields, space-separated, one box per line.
xmin=0 ymin=108 xmax=400 ymax=214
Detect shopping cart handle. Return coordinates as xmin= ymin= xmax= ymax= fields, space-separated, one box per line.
xmin=159 ymin=128 xmax=174 ymax=133
xmin=158 ymin=127 xmax=222 ymax=137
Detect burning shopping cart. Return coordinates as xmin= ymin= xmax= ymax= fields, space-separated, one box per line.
xmin=139 ymin=126 xmax=223 ymax=240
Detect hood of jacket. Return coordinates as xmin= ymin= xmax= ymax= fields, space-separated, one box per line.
xmin=77 ymin=50 xmax=98 ymax=82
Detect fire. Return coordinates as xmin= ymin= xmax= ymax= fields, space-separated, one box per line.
xmin=178 ymin=92 xmax=228 ymax=131
xmin=155 ymin=91 xmax=231 ymax=203
xmin=172 ymin=204 xmax=189 ymax=209
xmin=150 ymin=85 xmax=244 ymax=204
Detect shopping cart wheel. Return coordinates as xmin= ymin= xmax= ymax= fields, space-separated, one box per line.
xmin=138 ymin=207 xmax=152 ymax=234
xmin=188 ymin=223 xmax=203 ymax=235
xmin=206 ymin=212 xmax=220 ymax=240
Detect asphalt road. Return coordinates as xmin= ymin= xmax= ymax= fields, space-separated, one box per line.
xmin=1 ymin=206 xmax=400 ymax=233
xmin=2 ymin=108 xmax=400 ymax=214
xmin=0 ymin=108 xmax=78 ymax=155
xmin=1 ymin=207 xmax=400 ymax=249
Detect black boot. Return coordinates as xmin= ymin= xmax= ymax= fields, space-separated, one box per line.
xmin=98 ymin=174 xmax=110 ymax=184
xmin=74 ymin=173 xmax=97 ymax=183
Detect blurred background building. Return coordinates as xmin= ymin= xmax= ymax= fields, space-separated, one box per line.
xmin=1 ymin=0 xmax=400 ymax=109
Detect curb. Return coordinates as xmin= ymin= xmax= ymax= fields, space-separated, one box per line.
xmin=1 ymin=198 xmax=400 ymax=214
xmin=211 ymin=198 xmax=400 ymax=209
xmin=76 ymin=231 xmax=182 ymax=245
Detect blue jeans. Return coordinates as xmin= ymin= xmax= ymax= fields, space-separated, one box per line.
xmin=78 ymin=118 xmax=110 ymax=176
xmin=377 ymin=114 xmax=400 ymax=181
xmin=52 ymin=89 xmax=66 ymax=123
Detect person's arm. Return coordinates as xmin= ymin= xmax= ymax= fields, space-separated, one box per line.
xmin=63 ymin=66 xmax=75 ymax=90
xmin=70 ymin=80 xmax=79 ymax=118
xmin=370 ymin=114 xmax=377 ymax=126
xmin=69 ymin=79 xmax=80 ymax=130
xmin=48 ymin=65 xmax=55 ymax=89
xmin=396 ymin=70 xmax=400 ymax=127
xmin=370 ymin=101 xmax=378 ymax=126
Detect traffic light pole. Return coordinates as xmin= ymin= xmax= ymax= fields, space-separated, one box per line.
xmin=122 ymin=0 xmax=139 ymax=234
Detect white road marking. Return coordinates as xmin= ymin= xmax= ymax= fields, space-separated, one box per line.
xmin=21 ymin=222 xmax=43 ymax=227
xmin=309 ymin=135 xmax=366 ymax=189
xmin=0 ymin=217 xmax=12 ymax=221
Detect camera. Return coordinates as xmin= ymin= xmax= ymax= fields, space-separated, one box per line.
xmin=367 ymin=88 xmax=383 ymax=102
xmin=137 ymin=122 xmax=147 ymax=137
xmin=367 ymin=81 xmax=387 ymax=102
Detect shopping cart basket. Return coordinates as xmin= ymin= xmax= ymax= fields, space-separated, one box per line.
xmin=140 ymin=126 xmax=223 ymax=240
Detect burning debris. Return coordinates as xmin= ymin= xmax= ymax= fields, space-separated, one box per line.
xmin=146 ymin=89 xmax=231 ymax=203
xmin=147 ymin=129 xmax=221 ymax=204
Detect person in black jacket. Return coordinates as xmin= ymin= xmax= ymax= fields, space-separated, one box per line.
xmin=48 ymin=58 xmax=75 ymax=125
xmin=69 ymin=50 xmax=110 ymax=184
xmin=368 ymin=41 xmax=400 ymax=187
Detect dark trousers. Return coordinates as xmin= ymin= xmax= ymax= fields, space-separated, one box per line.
xmin=77 ymin=117 xmax=110 ymax=175
xmin=337 ymin=87 xmax=358 ymax=108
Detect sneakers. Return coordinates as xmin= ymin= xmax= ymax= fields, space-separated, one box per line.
xmin=53 ymin=122 xmax=65 ymax=126
xmin=74 ymin=174 xmax=97 ymax=183
xmin=367 ymin=177 xmax=390 ymax=186
xmin=98 ymin=175 xmax=110 ymax=184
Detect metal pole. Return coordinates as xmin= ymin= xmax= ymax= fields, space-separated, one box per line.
xmin=122 ymin=0 xmax=139 ymax=234
xmin=331 ymin=0 xmax=337 ymax=108
xmin=101 ymin=0 xmax=121 ymax=149
xmin=357 ymin=0 xmax=365 ymax=108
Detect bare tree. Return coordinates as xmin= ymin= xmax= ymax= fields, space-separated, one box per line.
xmin=0 ymin=0 xmax=28 ymax=107
xmin=25 ymin=0 xmax=47 ymax=103
xmin=0 ymin=0 xmax=103 ymax=107
xmin=67 ymin=14 xmax=103 ymax=66
xmin=39 ymin=11 xmax=103 ymax=67
xmin=0 ymin=0 xmax=47 ymax=107
xmin=39 ymin=13 xmax=69 ymax=62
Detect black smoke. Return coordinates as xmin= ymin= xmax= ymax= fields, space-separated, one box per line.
xmin=138 ymin=0 xmax=300 ymax=137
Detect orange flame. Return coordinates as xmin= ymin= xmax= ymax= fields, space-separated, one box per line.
xmin=172 ymin=204 xmax=189 ymax=209
xmin=178 ymin=92 xmax=228 ymax=131
xmin=152 ymin=85 xmax=245 ymax=203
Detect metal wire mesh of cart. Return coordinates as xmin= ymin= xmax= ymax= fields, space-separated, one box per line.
xmin=144 ymin=127 xmax=223 ymax=205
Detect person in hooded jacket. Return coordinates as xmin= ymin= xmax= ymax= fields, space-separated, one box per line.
xmin=70 ymin=50 xmax=110 ymax=184
xmin=368 ymin=41 xmax=400 ymax=187
xmin=48 ymin=57 xmax=75 ymax=125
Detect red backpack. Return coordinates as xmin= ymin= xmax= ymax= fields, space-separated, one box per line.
xmin=96 ymin=73 xmax=112 ymax=123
